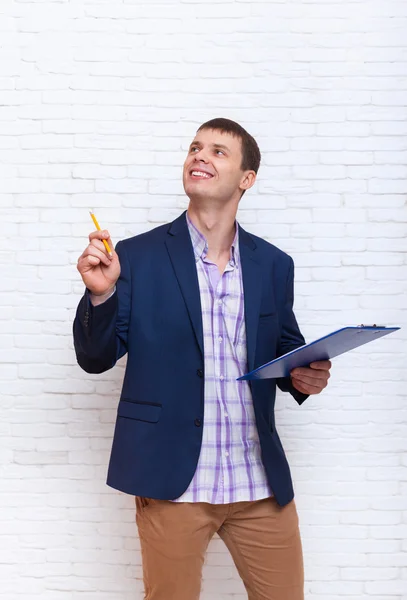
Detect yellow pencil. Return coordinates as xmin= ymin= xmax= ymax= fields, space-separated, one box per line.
xmin=89 ymin=210 xmax=113 ymax=257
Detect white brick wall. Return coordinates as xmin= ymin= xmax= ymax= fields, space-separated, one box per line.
xmin=1 ymin=0 xmax=406 ymax=598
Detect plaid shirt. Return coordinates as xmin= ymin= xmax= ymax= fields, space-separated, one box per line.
xmin=172 ymin=214 xmax=273 ymax=504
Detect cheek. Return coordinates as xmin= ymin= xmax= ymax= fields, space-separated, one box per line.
xmin=217 ymin=168 xmax=234 ymax=183
xmin=182 ymin=165 xmax=191 ymax=182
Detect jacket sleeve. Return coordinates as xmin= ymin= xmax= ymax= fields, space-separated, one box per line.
xmin=72 ymin=240 xmax=131 ymax=374
xmin=276 ymin=256 xmax=309 ymax=405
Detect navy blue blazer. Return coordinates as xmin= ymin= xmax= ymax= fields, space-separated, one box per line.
xmin=73 ymin=211 xmax=308 ymax=506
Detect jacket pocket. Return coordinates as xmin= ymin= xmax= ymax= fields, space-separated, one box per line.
xmin=117 ymin=399 xmax=162 ymax=423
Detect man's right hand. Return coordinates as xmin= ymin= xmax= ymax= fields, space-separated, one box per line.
xmin=77 ymin=230 xmax=121 ymax=303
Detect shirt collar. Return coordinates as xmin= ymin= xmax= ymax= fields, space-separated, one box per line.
xmin=186 ymin=212 xmax=239 ymax=265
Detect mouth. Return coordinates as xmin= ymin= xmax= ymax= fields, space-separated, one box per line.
xmin=189 ymin=169 xmax=214 ymax=180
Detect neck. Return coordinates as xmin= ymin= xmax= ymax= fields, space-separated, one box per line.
xmin=187 ymin=202 xmax=237 ymax=259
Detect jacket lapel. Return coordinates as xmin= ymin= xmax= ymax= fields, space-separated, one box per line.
xmin=239 ymin=226 xmax=262 ymax=373
xmin=164 ymin=213 xmax=264 ymax=368
xmin=165 ymin=212 xmax=204 ymax=357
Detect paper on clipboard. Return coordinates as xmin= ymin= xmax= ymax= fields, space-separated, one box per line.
xmin=237 ymin=325 xmax=400 ymax=381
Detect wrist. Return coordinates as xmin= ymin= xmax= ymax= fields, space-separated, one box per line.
xmin=89 ymin=285 xmax=116 ymax=306
xmin=91 ymin=285 xmax=116 ymax=297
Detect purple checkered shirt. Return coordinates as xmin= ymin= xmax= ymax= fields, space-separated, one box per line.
xmin=172 ymin=213 xmax=273 ymax=504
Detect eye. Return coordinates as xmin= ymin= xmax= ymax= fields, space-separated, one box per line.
xmin=190 ymin=146 xmax=198 ymax=153
xmin=215 ymin=149 xmax=224 ymax=156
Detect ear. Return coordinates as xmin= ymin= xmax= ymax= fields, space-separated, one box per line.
xmin=239 ymin=170 xmax=256 ymax=193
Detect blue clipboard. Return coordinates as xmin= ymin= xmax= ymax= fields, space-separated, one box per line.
xmin=238 ymin=325 xmax=400 ymax=381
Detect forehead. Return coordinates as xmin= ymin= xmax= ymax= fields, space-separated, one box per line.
xmin=190 ymin=128 xmax=241 ymax=153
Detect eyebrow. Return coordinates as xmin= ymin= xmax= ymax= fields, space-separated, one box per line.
xmin=189 ymin=141 xmax=231 ymax=152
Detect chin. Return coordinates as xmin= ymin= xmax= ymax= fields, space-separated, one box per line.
xmin=184 ymin=182 xmax=208 ymax=201
xmin=185 ymin=190 xmax=208 ymax=204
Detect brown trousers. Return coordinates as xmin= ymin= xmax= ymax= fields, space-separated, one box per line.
xmin=135 ymin=495 xmax=304 ymax=600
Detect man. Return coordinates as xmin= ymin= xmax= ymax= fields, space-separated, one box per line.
xmin=74 ymin=118 xmax=331 ymax=600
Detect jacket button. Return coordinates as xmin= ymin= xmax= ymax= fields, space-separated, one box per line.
xmin=194 ymin=418 xmax=202 ymax=427
xmin=196 ymin=369 xmax=203 ymax=378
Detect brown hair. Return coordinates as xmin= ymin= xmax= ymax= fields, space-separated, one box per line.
xmin=197 ymin=118 xmax=261 ymax=197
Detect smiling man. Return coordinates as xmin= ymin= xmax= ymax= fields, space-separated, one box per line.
xmin=74 ymin=117 xmax=331 ymax=600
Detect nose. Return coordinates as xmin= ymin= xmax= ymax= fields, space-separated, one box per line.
xmin=193 ymin=148 xmax=209 ymax=163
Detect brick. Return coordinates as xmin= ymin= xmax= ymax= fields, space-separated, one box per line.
xmin=2 ymin=4 xmax=407 ymax=598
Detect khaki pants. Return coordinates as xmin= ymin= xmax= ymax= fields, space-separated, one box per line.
xmin=135 ymin=495 xmax=304 ymax=600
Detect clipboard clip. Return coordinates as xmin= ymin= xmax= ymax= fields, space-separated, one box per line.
xmin=358 ymin=324 xmax=386 ymax=328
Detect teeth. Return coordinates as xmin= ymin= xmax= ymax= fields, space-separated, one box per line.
xmin=192 ymin=171 xmax=212 ymax=179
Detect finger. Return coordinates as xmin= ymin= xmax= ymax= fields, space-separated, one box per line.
xmin=77 ymin=253 xmax=101 ymax=270
xmin=89 ymin=229 xmax=112 ymax=244
xmin=291 ymin=373 xmax=328 ymax=387
xmin=84 ymin=245 xmax=112 ymax=267
xmin=90 ymin=238 xmax=110 ymax=254
xmin=291 ymin=367 xmax=330 ymax=382
xmin=87 ymin=255 xmax=101 ymax=266
xmin=91 ymin=238 xmax=116 ymax=261
xmin=310 ymin=360 xmax=332 ymax=370
xmin=291 ymin=378 xmax=322 ymax=395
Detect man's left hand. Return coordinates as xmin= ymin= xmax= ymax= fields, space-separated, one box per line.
xmin=290 ymin=360 xmax=332 ymax=395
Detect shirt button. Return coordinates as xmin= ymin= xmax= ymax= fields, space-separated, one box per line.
xmin=220 ymin=375 xmax=224 ymax=381
xmin=194 ymin=418 xmax=202 ymax=427
xmin=225 ymin=452 xmax=229 ymax=457
xmin=218 ymin=299 xmax=223 ymax=305
xmin=225 ymin=413 xmax=229 ymax=418
xmin=218 ymin=336 xmax=223 ymax=343
xmin=196 ymin=369 xmax=204 ymax=378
